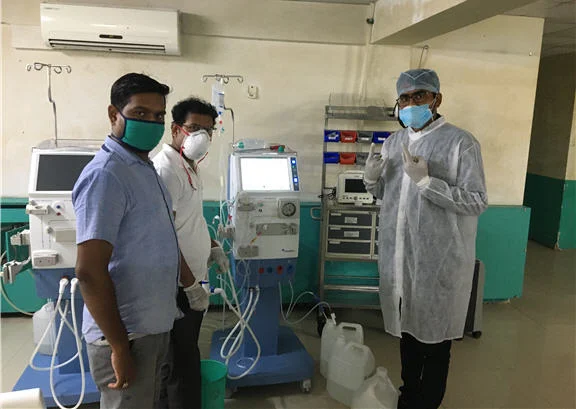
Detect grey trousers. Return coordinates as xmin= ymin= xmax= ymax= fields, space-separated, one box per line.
xmin=87 ymin=332 xmax=170 ymax=409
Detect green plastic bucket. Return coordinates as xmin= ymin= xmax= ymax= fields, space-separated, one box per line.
xmin=201 ymin=360 xmax=227 ymax=409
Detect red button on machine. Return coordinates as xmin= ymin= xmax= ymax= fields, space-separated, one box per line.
xmin=277 ymin=266 xmax=283 ymax=274
xmin=258 ymin=267 xmax=264 ymax=274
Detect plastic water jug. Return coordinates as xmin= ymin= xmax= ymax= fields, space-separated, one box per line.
xmin=351 ymin=367 xmax=399 ymax=409
xmin=33 ymin=302 xmax=56 ymax=356
xmin=327 ymin=336 xmax=376 ymax=407
xmin=320 ymin=316 xmax=364 ymax=377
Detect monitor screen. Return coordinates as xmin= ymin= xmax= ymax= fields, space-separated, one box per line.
xmin=345 ymin=178 xmax=367 ymax=194
xmin=240 ymin=157 xmax=292 ymax=191
xmin=36 ymin=154 xmax=94 ymax=191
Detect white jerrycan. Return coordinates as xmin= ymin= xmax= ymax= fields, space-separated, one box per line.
xmin=351 ymin=367 xmax=399 ymax=409
xmin=33 ymin=302 xmax=56 ymax=355
xmin=320 ymin=314 xmax=364 ymax=377
xmin=327 ymin=335 xmax=376 ymax=407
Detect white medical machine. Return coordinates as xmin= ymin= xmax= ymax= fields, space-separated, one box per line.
xmin=227 ymin=152 xmax=301 ymax=260
xmin=337 ymin=171 xmax=373 ymax=205
xmin=27 ymin=149 xmax=96 ymax=269
xmin=6 ymin=146 xmax=100 ymax=408
xmin=210 ymin=142 xmax=314 ymax=394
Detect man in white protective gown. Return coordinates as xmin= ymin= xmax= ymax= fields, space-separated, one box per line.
xmin=363 ymin=68 xmax=488 ymax=409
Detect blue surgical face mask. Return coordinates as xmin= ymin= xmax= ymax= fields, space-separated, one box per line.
xmin=116 ymin=109 xmax=165 ymax=152
xmin=399 ymin=101 xmax=435 ymax=130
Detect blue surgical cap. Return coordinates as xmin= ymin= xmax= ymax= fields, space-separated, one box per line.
xmin=396 ymin=69 xmax=440 ymax=96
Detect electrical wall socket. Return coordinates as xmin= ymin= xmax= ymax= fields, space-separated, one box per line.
xmin=247 ymin=85 xmax=258 ymax=99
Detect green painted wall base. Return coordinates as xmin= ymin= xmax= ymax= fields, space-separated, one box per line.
xmin=215 ymin=202 xmax=530 ymax=303
xmin=1 ymin=198 xmax=532 ymax=314
xmin=476 ymin=206 xmax=530 ymax=300
xmin=559 ymin=180 xmax=576 ymax=249
xmin=1 ymin=204 xmax=46 ymax=313
xmin=524 ymin=173 xmax=576 ymax=249
xmin=524 ymin=173 xmax=563 ymax=248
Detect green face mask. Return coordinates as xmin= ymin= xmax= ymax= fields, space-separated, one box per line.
xmin=117 ymin=110 xmax=165 ymax=152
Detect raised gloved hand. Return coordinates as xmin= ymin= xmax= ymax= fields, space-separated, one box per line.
xmin=208 ymin=246 xmax=230 ymax=274
xmin=363 ymin=143 xmax=387 ymax=184
xmin=402 ymin=143 xmax=429 ymax=186
xmin=183 ymin=281 xmax=209 ymax=311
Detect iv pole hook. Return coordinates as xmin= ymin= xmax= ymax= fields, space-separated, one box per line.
xmin=25 ymin=62 xmax=72 ymax=146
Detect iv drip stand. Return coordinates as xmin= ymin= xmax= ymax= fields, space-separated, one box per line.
xmin=26 ymin=62 xmax=72 ymax=147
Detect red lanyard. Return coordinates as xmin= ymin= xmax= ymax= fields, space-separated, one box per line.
xmin=179 ymin=146 xmax=197 ymax=190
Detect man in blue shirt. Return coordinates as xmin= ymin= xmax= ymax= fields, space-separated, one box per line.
xmin=73 ymin=73 xmax=207 ymax=409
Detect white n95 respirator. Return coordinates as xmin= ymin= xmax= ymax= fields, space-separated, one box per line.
xmin=182 ymin=130 xmax=211 ymax=161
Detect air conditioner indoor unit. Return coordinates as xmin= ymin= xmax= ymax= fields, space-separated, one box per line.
xmin=40 ymin=3 xmax=180 ymax=55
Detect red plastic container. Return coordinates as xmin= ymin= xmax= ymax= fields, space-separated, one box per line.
xmin=340 ymin=131 xmax=358 ymax=143
xmin=339 ymin=153 xmax=357 ymax=165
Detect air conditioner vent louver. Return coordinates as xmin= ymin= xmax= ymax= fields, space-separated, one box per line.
xmin=48 ymin=39 xmax=166 ymax=54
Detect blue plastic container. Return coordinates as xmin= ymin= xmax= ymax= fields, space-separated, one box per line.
xmin=324 ymin=130 xmax=341 ymax=142
xmin=324 ymin=152 xmax=340 ymax=164
xmin=373 ymin=131 xmax=391 ymax=143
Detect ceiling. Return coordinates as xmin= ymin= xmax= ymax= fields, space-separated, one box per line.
xmin=286 ymin=0 xmax=372 ymax=4
xmin=288 ymin=0 xmax=575 ymax=56
xmin=506 ymin=0 xmax=576 ymax=56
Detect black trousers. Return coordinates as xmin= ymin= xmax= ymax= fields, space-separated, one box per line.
xmin=163 ymin=287 xmax=204 ymax=409
xmin=398 ymin=332 xmax=452 ymax=409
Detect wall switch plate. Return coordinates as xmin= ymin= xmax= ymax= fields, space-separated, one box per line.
xmin=247 ymin=84 xmax=258 ymax=99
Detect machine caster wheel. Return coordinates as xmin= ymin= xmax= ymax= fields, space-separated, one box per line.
xmin=472 ymin=331 xmax=482 ymax=339
xmin=300 ymin=379 xmax=312 ymax=393
xmin=225 ymin=387 xmax=237 ymax=399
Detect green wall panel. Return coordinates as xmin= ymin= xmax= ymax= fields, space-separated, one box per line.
xmin=476 ymin=206 xmax=531 ymax=300
xmin=523 ymin=173 xmax=564 ymax=248
xmin=1 ymin=198 xmax=531 ymax=314
xmin=1 ymin=270 xmax=45 ymax=313
xmin=0 ymin=209 xmax=46 ymax=314
xmin=558 ymin=180 xmax=576 ymax=249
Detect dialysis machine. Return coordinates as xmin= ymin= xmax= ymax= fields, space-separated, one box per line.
xmin=8 ymin=146 xmax=100 ymax=407
xmin=210 ymin=142 xmax=314 ymax=393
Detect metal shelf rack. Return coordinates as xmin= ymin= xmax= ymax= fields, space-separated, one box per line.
xmin=315 ymin=96 xmax=398 ymax=334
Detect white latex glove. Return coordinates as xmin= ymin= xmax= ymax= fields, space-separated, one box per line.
xmin=208 ymin=246 xmax=230 ymax=274
xmin=402 ymin=143 xmax=429 ymax=186
xmin=183 ymin=282 xmax=209 ymax=311
xmin=363 ymin=143 xmax=387 ymax=184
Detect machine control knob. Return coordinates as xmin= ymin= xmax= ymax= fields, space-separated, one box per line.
xmin=281 ymin=202 xmax=297 ymax=217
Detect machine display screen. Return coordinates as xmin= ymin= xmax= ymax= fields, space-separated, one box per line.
xmin=344 ymin=178 xmax=367 ymax=193
xmin=240 ymin=157 xmax=292 ymax=191
xmin=36 ymin=154 xmax=94 ymax=191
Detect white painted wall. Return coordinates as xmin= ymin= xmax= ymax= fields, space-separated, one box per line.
xmin=527 ymin=52 xmax=576 ymax=181
xmin=373 ymin=16 xmax=544 ymax=204
xmin=1 ymin=1 xmax=544 ymax=206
